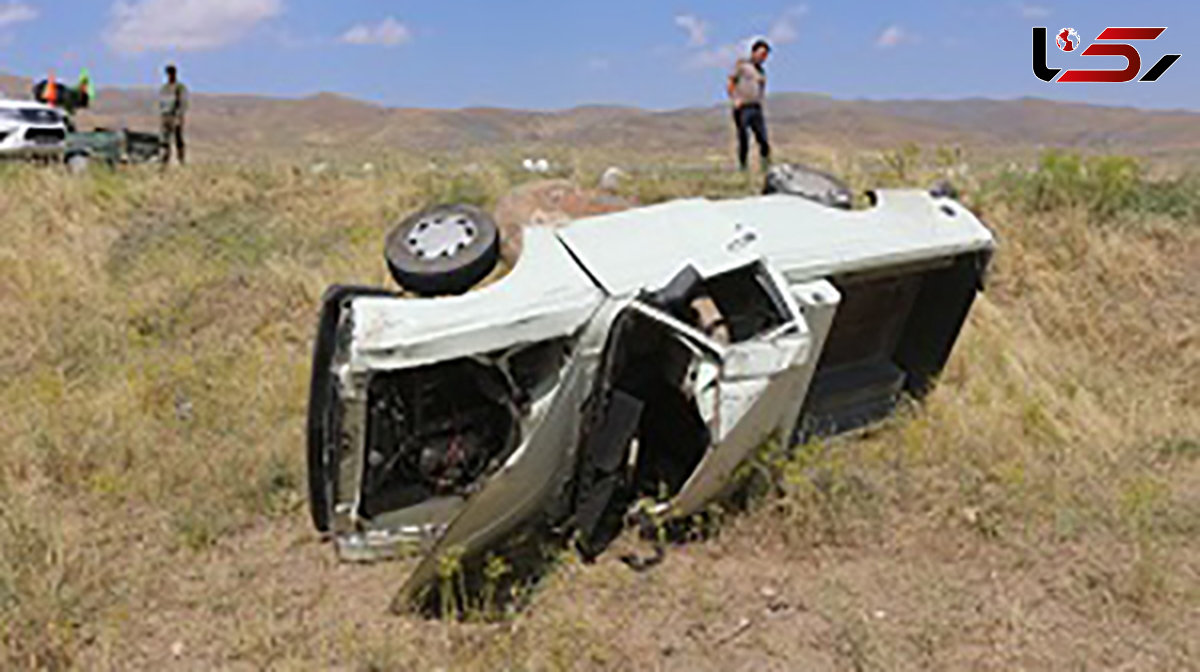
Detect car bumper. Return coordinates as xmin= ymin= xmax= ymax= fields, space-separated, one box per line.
xmin=0 ymin=124 xmax=68 ymax=158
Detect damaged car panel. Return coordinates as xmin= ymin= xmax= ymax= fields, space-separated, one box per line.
xmin=314 ymin=228 xmax=604 ymax=558
xmin=666 ymin=278 xmax=842 ymax=517
xmin=306 ymin=184 xmax=995 ymax=609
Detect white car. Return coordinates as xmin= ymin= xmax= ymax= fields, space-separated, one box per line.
xmin=307 ymin=167 xmax=996 ymax=611
xmin=0 ymin=98 xmax=69 ymax=158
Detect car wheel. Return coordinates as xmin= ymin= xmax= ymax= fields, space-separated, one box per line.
xmin=66 ymin=153 xmax=90 ymax=174
xmin=384 ymin=204 xmax=501 ymax=296
xmin=764 ymin=163 xmax=854 ymax=209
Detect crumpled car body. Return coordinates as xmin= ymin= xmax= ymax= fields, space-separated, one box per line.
xmin=306 ymin=190 xmax=995 ymax=606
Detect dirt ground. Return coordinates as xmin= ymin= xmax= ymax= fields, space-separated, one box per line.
xmin=73 ymin=496 xmax=1196 ymax=671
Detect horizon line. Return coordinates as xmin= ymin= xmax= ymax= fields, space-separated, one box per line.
xmin=2 ymin=71 xmax=1197 ymax=116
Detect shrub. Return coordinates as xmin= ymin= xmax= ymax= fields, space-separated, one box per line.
xmin=993 ymin=150 xmax=1199 ymax=226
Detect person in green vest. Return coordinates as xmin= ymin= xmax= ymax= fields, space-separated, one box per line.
xmin=159 ymin=64 xmax=189 ymax=165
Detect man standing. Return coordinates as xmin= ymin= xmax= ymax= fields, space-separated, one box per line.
xmin=727 ymin=40 xmax=771 ymax=171
xmin=159 ymin=64 xmax=188 ymax=165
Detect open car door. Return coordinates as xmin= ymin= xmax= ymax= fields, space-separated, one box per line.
xmin=637 ymin=262 xmax=825 ymax=519
xmin=572 ymin=260 xmax=823 ymax=557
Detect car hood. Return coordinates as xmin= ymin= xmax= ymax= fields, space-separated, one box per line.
xmin=348 ymin=226 xmax=605 ymax=371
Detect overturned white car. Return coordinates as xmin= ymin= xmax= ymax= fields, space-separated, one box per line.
xmin=307 ymin=169 xmax=995 ymax=609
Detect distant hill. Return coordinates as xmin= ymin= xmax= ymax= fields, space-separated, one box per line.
xmin=3 ymin=72 xmax=1199 ymax=160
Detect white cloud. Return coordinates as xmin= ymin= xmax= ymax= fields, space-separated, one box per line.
xmin=586 ymin=57 xmax=611 ymax=72
xmin=341 ymin=17 xmax=411 ymax=47
xmin=682 ymin=5 xmax=807 ymax=70
xmin=1017 ymin=3 xmax=1051 ymax=19
xmin=0 ymin=2 xmax=36 ymax=29
xmin=105 ymin=0 xmax=282 ymax=54
xmin=875 ymin=24 xmax=916 ymax=48
xmin=674 ymin=14 xmax=709 ymax=47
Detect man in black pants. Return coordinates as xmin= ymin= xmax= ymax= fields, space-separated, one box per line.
xmin=727 ymin=40 xmax=771 ymax=171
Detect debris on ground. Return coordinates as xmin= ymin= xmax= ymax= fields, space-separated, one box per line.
xmin=598 ymin=166 xmax=626 ymax=192
xmin=491 ymin=178 xmax=637 ymax=264
xmin=522 ymin=157 xmax=551 ymax=173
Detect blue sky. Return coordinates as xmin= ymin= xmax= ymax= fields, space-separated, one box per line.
xmin=0 ymin=0 xmax=1193 ymax=110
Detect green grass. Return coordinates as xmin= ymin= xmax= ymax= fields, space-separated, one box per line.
xmin=982 ymin=149 xmax=1200 ymax=226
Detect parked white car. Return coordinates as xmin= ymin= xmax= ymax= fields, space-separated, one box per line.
xmin=307 ymin=166 xmax=996 ymax=611
xmin=0 ymin=98 xmax=68 ymax=158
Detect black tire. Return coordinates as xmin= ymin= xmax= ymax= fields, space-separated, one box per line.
xmin=763 ymin=163 xmax=854 ymax=210
xmin=307 ymin=285 xmax=397 ymax=532
xmin=384 ymin=204 xmax=501 ymax=296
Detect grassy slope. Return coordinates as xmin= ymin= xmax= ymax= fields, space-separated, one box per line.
xmin=0 ymin=153 xmax=1196 ymax=670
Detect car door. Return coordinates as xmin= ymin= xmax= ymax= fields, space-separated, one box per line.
xmin=574 ymin=260 xmax=817 ymax=527
xmin=657 ymin=261 xmax=819 ymax=518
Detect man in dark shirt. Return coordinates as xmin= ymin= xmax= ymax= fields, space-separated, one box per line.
xmin=727 ymin=40 xmax=771 ymax=171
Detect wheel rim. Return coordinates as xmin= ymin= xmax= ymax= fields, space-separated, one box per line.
xmin=405 ymin=212 xmax=478 ymax=260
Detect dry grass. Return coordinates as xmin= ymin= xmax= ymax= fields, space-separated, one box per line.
xmin=0 ymin=151 xmax=1196 ymax=670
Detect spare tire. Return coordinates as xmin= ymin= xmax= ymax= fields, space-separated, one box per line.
xmin=384 ymin=204 xmax=501 ymax=296
xmin=764 ymin=163 xmax=854 ymax=210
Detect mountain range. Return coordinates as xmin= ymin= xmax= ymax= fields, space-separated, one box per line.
xmin=3 ymin=72 xmax=1198 ymax=161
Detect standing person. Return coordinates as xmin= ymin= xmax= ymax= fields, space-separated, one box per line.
xmin=159 ymin=64 xmax=188 ymax=165
xmin=727 ymin=40 xmax=771 ymax=171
